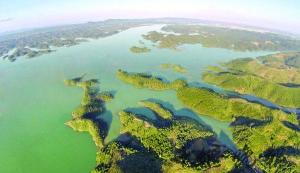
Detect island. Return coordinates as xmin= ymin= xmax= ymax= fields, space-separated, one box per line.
xmin=116 ymin=69 xmax=187 ymax=90
xmin=142 ymin=25 xmax=300 ymax=51
xmin=64 ymin=76 xmax=244 ymax=173
xmin=160 ymin=63 xmax=187 ymax=73
xmin=116 ymin=69 xmax=300 ymax=172
xmin=202 ymin=52 xmax=300 ymax=108
xmin=129 ymin=46 xmax=151 ymax=53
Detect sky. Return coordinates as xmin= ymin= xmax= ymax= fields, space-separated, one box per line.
xmin=0 ymin=0 xmax=299 ymax=34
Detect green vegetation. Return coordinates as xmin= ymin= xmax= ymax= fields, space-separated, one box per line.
xmin=203 ymin=72 xmax=300 ymax=108
xmin=65 ymin=75 xmax=239 ymax=172
xmin=143 ymin=31 xmax=202 ymax=49
xmin=116 ymin=70 xmax=300 ymax=172
xmin=119 ymin=111 xmax=175 ymax=160
xmin=150 ymin=25 xmax=300 ymax=51
xmin=65 ymin=118 xmax=104 ymax=148
xmin=258 ymin=52 xmax=300 ymax=69
xmin=64 ymin=76 xmax=114 ymax=149
xmin=130 ymin=46 xmax=151 ymax=53
xmin=116 ymin=69 xmax=187 ymax=90
xmin=224 ymin=53 xmax=300 ymax=84
xmin=96 ymin=92 xmax=114 ymax=102
xmin=160 ymin=63 xmax=187 ymax=73
xmin=118 ymin=109 xmax=239 ymax=172
xmin=177 ymin=87 xmax=285 ymax=122
xmin=231 ymin=115 xmax=300 ymax=172
xmin=202 ymin=52 xmax=300 ymax=108
xmin=139 ymin=100 xmax=173 ymax=120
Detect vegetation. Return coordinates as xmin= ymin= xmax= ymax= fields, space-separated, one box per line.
xmin=224 ymin=52 xmax=300 ymax=84
xmin=258 ymin=52 xmax=300 ymax=69
xmin=82 ymin=98 xmax=239 ymax=172
xmin=177 ymin=87 xmax=286 ymax=122
xmin=231 ymin=115 xmax=300 ymax=172
xmin=65 ymin=118 xmax=104 ymax=148
xmin=160 ymin=63 xmax=187 ymax=73
xmin=118 ymin=109 xmax=240 ymax=172
xmin=64 ymin=76 xmax=114 ymax=149
xmin=130 ymin=46 xmax=151 ymax=53
xmin=202 ymin=52 xmax=300 ymax=108
xmin=203 ymin=72 xmax=300 ymax=108
xmin=139 ymin=100 xmax=173 ymax=120
xmin=116 ymin=69 xmax=300 ymax=172
xmin=65 ymin=75 xmax=236 ymax=172
xmin=116 ymin=69 xmax=187 ymax=90
xmin=156 ymin=25 xmax=300 ymax=51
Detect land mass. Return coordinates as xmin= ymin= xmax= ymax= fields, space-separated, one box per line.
xmin=130 ymin=46 xmax=151 ymax=53
xmin=202 ymin=52 xmax=300 ymax=108
xmin=116 ymin=68 xmax=300 ymax=172
xmin=142 ymin=25 xmax=300 ymax=51
xmin=160 ymin=63 xmax=187 ymax=73
xmin=2 ymin=18 xmax=300 ymax=61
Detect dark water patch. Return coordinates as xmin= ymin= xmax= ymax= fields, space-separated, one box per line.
xmin=116 ymin=133 xmax=148 ymax=152
xmin=237 ymin=94 xmax=300 ymax=115
xmin=98 ymin=110 xmax=113 ymax=140
xmin=123 ymin=107 xmax=173 ymax=128
xmin=260 ymin=146 xmax=300 ymax=158
xmin=282 ymin=121 xmax=300 ymax=132
xmin=174 ymin=108 xmax=214 ymax=132
xmin=279 ymin=83 xmax=300 ymax=88
xmin=230 ymin=116 xmax=272 ymax=128
xmin=177 ymin=136 xmax=226 ymax=167
xmin=145 ymin=98 xmax=215 ymax=131
xmin=218 ymin=131 xmax=236 ymax=151
xmin=117 ymin=152 xmax=163 ymax=173
xmin=125 ymin=107 xmax=157 ymax=120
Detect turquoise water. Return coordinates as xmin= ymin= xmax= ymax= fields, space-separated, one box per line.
xmin=0 ymin=25 xmax=272 ymax=173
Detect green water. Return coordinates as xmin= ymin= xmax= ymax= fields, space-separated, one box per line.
xmin=0 ymin=25 xmax=272 ymax=173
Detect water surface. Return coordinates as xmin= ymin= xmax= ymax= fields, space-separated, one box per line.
xmin=0 ymin=25 xmax=273 ymax=173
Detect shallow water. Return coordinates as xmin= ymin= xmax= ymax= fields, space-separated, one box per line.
xmin=0 ymin=25 xmax=273 ymax=173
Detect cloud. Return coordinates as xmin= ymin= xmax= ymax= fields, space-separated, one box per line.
xmin=0 ymin=18 xmax=13 ymax=23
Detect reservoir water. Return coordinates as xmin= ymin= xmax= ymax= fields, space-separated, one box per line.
xmin=0 ymin=25 xmax=273 ymax=173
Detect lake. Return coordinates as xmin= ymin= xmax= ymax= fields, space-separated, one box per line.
xmin=0 ymin=25 xmax=272 ymax=173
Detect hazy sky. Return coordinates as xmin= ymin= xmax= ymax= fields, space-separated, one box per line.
xmin=0 ymin=0 xmax=299 ymax=34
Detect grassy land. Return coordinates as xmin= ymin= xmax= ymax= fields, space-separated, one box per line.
xmin=224 ymin=53 xmax=300 ymax=84
xmin=116 ymin=70 xmax=300 ymax=172
xmin=202 ymin=52 xmax=300 ymax=108
xmin=176 ymin=87 xmax=286 ymax=122
xmin=158 ymin=25 xmax=300 ymax=51
xmin=160 ymin=63 xmax=187 ymax=73
xmin=139 ymin=100 xmax=173 ymax=120
xmin=64 ymin=76 xmax=114 ymax=149
xmin=130 ymin=46 xmax=151 ymax=53
xmin=203 ymin=72 xmax=300 ymax=108
xmin=116 ymin=69 xmax=187 ymax=90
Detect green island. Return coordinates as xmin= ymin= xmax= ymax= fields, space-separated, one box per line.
xmin=64 ymin=76 xmax=246 ymax=173
xmin=117 ymin=69 xmax=288 ymax=122
xmin=116 ymin=69 xmax=300 ymax=172
xmin=142 ymin=25 xmax=300 ymax=51
xmin=130 ymin=46 xmax=151 ymax=53
xmin=160 ymin=63 xmax=187 ymax=73
xmin=116 ymin=69 xmax=187 ymax=90
xmin=64 ymin=76 xmax=111 ymax=148
xmin=138 ymin=100 xmax=173 ymax=120
xmin=202 ymin=52 xmax=300 ymax=108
